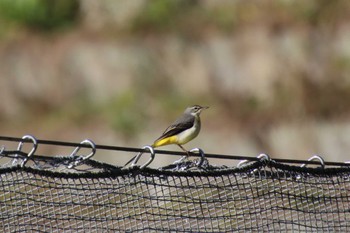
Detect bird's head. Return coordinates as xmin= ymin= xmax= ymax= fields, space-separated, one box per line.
xmin=185 ymin=105 xmax=209 ymax=116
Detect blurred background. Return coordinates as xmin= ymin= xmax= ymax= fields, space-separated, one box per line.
xmin=1 ymin=0 xmax=350 ymax=167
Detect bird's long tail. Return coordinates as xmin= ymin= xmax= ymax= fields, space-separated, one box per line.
xmin=152 ymin=136 xmax=178 ymax=148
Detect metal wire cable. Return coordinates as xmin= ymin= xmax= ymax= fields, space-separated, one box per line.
xmin=0 ymin=135 xmax=349 ymax=167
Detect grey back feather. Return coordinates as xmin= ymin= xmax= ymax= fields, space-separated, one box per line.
xmin=154 ymin=113 xmax=195 ymax=142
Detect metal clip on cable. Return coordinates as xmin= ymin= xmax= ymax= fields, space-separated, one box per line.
xmin=0 ymin=146 xmax=5 ymax=156
xmin=300 ymin=155 xmax=325 ymax=168
xmin=237 ymin=153 xmax=270 ymax=169
xmin=165 ymin=148 xmax=207 ymax=171
xmin=127 ymin=146 xmax=155 ymax=169
xmin=67 ymin=139 xmax=96 ymax=169
xmin=257 ymin=153 xmax=270 ymax=164
xmin=237 ymin=159 xmax=249 ymax=168
xmin=16 ymin=135 xmax=38 ymax=167
xmin=0 ymin=146 xmax=6 ymax=166
xmin=189 ymin=148 xmax=206 ymax=168
xmin=295 ymin=155 xmax=325 ymax=180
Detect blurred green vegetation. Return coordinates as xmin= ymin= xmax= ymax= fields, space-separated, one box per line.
xmin=104 ymin=92 xmax=147 ymax=140
xmin=130 ymin=0 xmax=350 ymax=35
xmin=0 ymin=0 xmax=349 ymax=36
xmin=0 ymin=0 xmax=79 ymax=30
xmin=131 ymin=0 xmax=198 ymax=32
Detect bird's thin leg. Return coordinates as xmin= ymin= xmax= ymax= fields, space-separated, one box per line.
xmin=177 ymin=144 xmax=190 ymax=157
xmin=172 ymin=144 xmax=190 ymax=164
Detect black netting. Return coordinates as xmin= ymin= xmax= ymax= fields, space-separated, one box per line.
xmin=0 ymin=152 xmax=349 ymax=232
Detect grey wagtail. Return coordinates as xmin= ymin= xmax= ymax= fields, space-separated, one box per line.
xmin=152 ymin=105 xmax=208 ymax=155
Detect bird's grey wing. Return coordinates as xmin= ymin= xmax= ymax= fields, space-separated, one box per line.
xmin=155 ymin=114 xmax=194 ymax=141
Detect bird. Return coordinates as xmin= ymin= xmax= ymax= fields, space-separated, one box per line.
xmin=152 ymin=105 xmax=208 ymax=155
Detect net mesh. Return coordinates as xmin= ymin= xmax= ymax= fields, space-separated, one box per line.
xmin=0 ymin=151 xmax=349 ymax=232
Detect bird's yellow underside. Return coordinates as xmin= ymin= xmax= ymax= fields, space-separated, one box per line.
xmin=152 ymin=136 xmax=178 ymax=148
